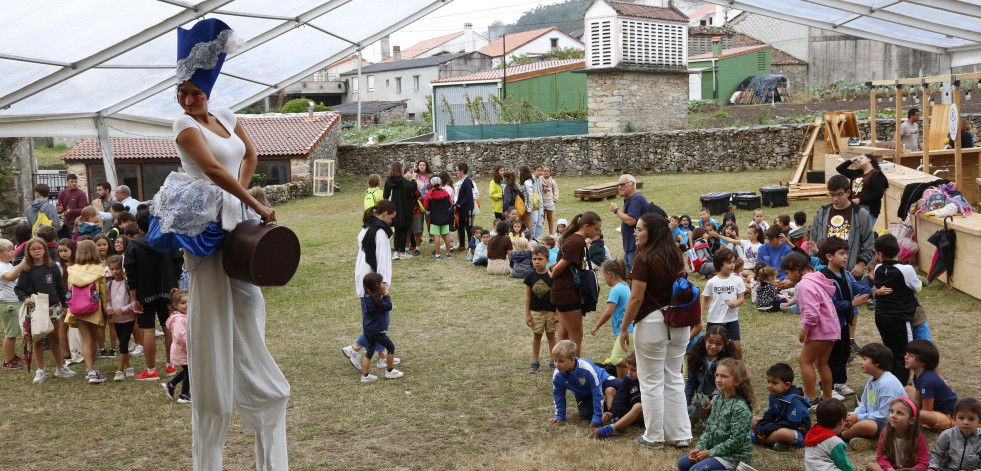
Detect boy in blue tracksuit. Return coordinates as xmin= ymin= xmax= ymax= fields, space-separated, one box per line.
xmin=753 ymin=363 xmax=812 ymax=451
xmin=548 ymin=340 xmax=622 ymax=427
xmin=819 ymin=237 xmax=873 ymax=397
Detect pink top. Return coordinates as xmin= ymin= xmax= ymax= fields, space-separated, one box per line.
xmin=106 ymin=278 xmax=135 ymax=324
xmin=166 ymin=312 xmax=187 ymax=366
xmin=796 ymin=272 xmax=841 ymax=341
xmin=875 ymin=431 xmax=929 ymax=469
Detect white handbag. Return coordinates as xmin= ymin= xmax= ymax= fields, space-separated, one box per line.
xmin=19 ymin=293 xmax=54 ymax=340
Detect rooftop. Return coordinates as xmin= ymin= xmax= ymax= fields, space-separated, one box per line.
xmin=689 ymin=44 xmax=772 ymax=61
xmin=400 ymin=31 xmax=464 ymax=59
xmin=432 ymin=59 xmax=585 ymax=84
xmin=608 ymin=1 xmax=689 ymax=23
xmin=330 ymin=101 xmax=407 ymax=115
xmin=339 ymin=52 xmax=477 ymax=76
xmin=477 ymin=27 xmax=582 ymax=58
xmin=687 ymin=4 xmax=717 ymax=21
xmin=63 ymin=113 xmax=340 ymax=160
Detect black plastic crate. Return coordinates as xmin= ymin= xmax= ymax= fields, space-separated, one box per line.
xmin=731 ymin=192 xmax=761 ymax=210
xmin=759 ymin=186 xmax=790 ymax=207
xmin=699 ymin=192 xmax=732 ymax=215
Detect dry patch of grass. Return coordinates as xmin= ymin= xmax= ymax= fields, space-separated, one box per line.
xmin=0 ymin=170 xmax=977 ymax=470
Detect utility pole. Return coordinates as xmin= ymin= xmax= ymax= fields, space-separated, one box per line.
xmin=502 ymin=31 xmax=507 ymax=99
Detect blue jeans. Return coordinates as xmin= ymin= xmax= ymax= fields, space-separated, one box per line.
xmin=859 ymin=204 xmax=878 ymax=228
xmin=625 ymin=250 xmax=636 ymax=272
xmin=677 ymin=456 xmax=730 ymax=471
xmin=531 ymin=208 xmax=544 ymax=239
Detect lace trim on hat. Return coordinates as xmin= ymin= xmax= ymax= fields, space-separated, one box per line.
xmin=175 ymin=28 xmax=246 ymax=84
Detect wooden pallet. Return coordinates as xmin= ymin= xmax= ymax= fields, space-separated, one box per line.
xmin=788 ymin=183 xmax=829 ymax=201
xmin=574 ymin=181 xmax=644 ymax=201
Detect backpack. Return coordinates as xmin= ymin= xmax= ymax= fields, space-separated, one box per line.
xmin=514 ymin=193 xmax=526 ymax=216
xmin=685 ymin=239 xmax=709 ymax=273
xmin=31 ymin=204 xmax=54 ymax=237
xmin=363 ymin=187 xmax=382 ymax=210
xmin=67 ymin=281 xmax=100 ymax=316
xmin=663 ymin=273 xmax=701 ymax=328
xmin=647 ymin=202 xmax=667 ymax=218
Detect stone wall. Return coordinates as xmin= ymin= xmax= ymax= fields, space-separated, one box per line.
xmin=295 ymin=120 xmax=341 ymax=184
xmin=338 ymin=114 xmax=981 ymax=177
xmin=586 ymin=69 xmax=688 ymax=133
xmin=260 ymin=180 xmax=311 ymax=205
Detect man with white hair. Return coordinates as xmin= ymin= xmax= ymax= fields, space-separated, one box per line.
xmin=114 ymin=185 xmax=140 ymax=214
xmin=609 ymin=174 xmax=647 ymax=271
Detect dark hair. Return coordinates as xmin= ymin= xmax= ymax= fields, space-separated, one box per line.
xmin=722 ymin=222 xmax=739 ymax=238
xmin=37 ymin=225 xmax=57 ymax=243
xmin=716 ymin=358 xmax=754 ymax=410
xmin=815 ymin=398 xmax=848 ymax=429
xmin=33 ymin=183 xmax=50 ymax=198
xmin=111 ymin=202 xmax=126 ymax=212
xmin=117 ymin=211 xmax=136 ymax=224
xmin=954 ymin=398 xmax=981 ymax=419
xmin=518 ymin=165 xmax=532 ymax=185
xmin=636 ymin=213 xmax=683 ymax=275
xmin=687 ymin=325 xmax=733 ymax=371
xmin=861 ymin=153 xmax=881 ymax=171
xmin=827 ymin=174 xmax=851 ymax=193
xmin=23 ymin=237 xmax=55 ymax=270
xmin=875 ymin=233 xmax=900 ymax=258
xmin=136 ymin=203 xmax=148 ymax=213
xmin=106 ymin=254 xmax=122 ymax=267
xmin=416 ymin=160 xmax=432 ymax=174
xmin=57 ymin=238 xmax=75 ymax=264
xmin=98 ymin=182 xmax=112 ymax=192
xmin=905 ymin=339 xmax=939 ymax=370
xmin=560 ymin=211 xmax=601 ymax=246
xmin=388 ymin=161 xmax=405 ymax=178
xmin=363 ymin=200 xmax=397 ymax=226
xmin=480 ymin=230 xmax=490 ymax=237
xmin=66 ymin=174 xmax=78 ymax=181
xmin=503 ymin=171 xmax=515 ymax=184
xmin=858 ymin=343 xmax=893 ymax=371
xmin=123 ymin=224 xmax=139 ymax=237
xmin=489 ymin=220 xmax=512 ymax=254
xmin=766 ymin=362 xmax=795 ymax=383
xmin=114 ymin=235 xmax=130 ymax=253
xmin=723 ymin=211 xmax=736 ymax=225
xmin=793 ymin=211 xmax=806 ymax=226
xmin=781 ymin=251 xmax=812 ymax=273
xmin=776 ymin=215 xmax=790 ymax=227
xmin=908 ymin=107 xmax=920 ymax=118
xmin=679 ymin=215 xmax=692 ymax=227
xmin=531 ymin=245 xmax=549 ymax=259
xmin=363 ymin=272 xmax=385 ymax=306
xmin=14 ymin=223 xmax=31 ymax=244
xmin=492 ymin=165 xmax=504 ymax=182
xmin=456 ymin=162 xmax=469 ymax=174
xmin=438 ymin=170 xmax=452 ymax=186
xmin=746 ymin=225 xmax=764 ymax=244
xmin=136 ymin=210 xmax=150 ymax=233
xmin=712 ymin=246 xmax=736 ymax=271
xmin=92 ymin=233 xmax=111 ymax=256
xmin=601 ymin=258 xmax=627 ymax=281
xmin=764 ymin=225 xmax=782 ymax=241
xmin=819 ymin=236 xmax=849 ymax=264
xmin=691 ymin=227 xmax=707 ymax=240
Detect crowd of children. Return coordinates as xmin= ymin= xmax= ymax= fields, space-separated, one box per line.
xmin=1 ymin=189 xmax=195 ymax=405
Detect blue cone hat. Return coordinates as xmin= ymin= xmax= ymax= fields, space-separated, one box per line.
xmin=176 ymin=18 xmax=240 ymax=98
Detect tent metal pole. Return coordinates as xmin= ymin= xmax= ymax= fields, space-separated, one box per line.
xmin=96 ymin=117 xmax=119 ymax=189
xmin=357 ymin=48 xmax=363 ymax=130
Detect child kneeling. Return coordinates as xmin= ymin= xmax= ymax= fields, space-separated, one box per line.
xmin=752 ymin=363 xmax=811 ymax=452
xmin=548 ymin=340 xmax=621 ymax=428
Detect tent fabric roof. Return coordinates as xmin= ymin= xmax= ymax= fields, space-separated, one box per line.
xmin=63 ymin=113 xmax=340 ymax=160
xmin=432 ymin=59 xmax=585 ymax=84
xmin=477 ymin=27 xmax=583 ymax=58
xmin=338 ymin=52 xmax=475 ymax=76
xmin=689 ymin=44 xmax=771 ymax=61
xmin=0 ymin=0 xmax=456 ymax=137
xmin=702 ymin=0 xmax=981 ymax=68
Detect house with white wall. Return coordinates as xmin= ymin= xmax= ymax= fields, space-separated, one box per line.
xmin=583 ymin=0 xmax=689 ymax=69
xmin=339 ymin=52 xmax=492 ymax=121
xmin=396 ymin=24 xmax=489 ymax=60
xmin=477 ymin=27 xmax=584 ymax=67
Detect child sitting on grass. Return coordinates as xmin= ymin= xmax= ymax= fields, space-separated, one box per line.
xmin=841 ymin=343 xmax=906 ymax=451
xmin=678 ymin=358 xmax=755 ymax=471
xmin=509 ymin=237 xmax=533 ymax=279
xmin=928 ymin=398 xmax=981 ymax=471
xmin=486 ymin=221 xmax=512 ymax=276
xmin=804 ymin=398 xmax=855 ymax=471
xmin=752 ymin=363 xmax=811 ymax=452
xmin=524 ymin=246 xmax=556 ymax=374
xmin=904 ymin=339 xmax=958 ymax=430
xmin=589 ymin=259 xmax=631 ymax=378
xmin=686 ymin=325 xmax=735 ymax=421
xmin=689 ymin=227 xmax=715 ymax=278
xmin=750 ymin=209 xmax=770 ymax=232
xmin=758 ymin=225 xmax=794 ymax=282
xmin=595 ymin=352 xmax=643 ymax=439
xmin=697 ymin=207 xmax=721 ymax=229
xmin=702 ymin=248 xmax=746 ymax=360
xmin=775 ymin=214 xmax=791 ymax=238
xmin=466 ymin=225 xmax=483 ymax=261
xmin=472 ymin=230 xmax=489 ymax=267
xmin=865 ymin=397 xmax=929 ymax=471
xmin=548 ymin=340 xmax=622 ymax=428
xmin=753 ymin=265 xmax=783 ymax=312
xmin=543 ymin=236 xmax=558 ymax=267
xmin=670 ymin=215 xmax=690 ymax=250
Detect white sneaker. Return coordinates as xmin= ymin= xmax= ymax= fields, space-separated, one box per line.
xmin=33 ymin=369 xmax=47 ymax=384
xmin=384 ymin=368 xmax=404 ymax=379
xmin=392 ymin=251 xmax=400 ymax=260
xmin=833 ymin=383 xmax=855 ymax=395
xmin=361 ymin=374 xmax=378 ymax=383
xmin=125 ymin=367 xmax=135 ymax=378
xmin=830 ymin=390 xmax=845 ymax=401
xmin=130 ymin=344 xmax=144 ymax=356
xmin=87 ymin=369 xmax=107 ymax=384
xmin=347 ymin=349 xmax=362 ymax=371
xmin=376 ymin=357 xmax=401 ymax=369
xmin=54 ymin=366 xmax=76 ymax=378
xmin=399 ymin=252 xmax=413 ymax=259
xmin=114 ymin=370 xmax=125 ymax=382
xmin=155 ymin=330 xmax=164 ymax=337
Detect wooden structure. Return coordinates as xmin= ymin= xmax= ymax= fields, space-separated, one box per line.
xmin=313 ymin=159 xmax=335 ymax=196
xmin=574 ymin=181 xmax=644 ymax=201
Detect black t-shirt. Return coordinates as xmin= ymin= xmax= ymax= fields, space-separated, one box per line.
xmin=524 ymin=271 xmax=554 ymax=311
xmin=826 ymin=206 xmax=852 ymax=241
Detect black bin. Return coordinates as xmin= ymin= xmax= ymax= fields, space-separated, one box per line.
xmin=731 ymin=192 xmax=761 ymax=211
xmin=699 ymin=192 xmax=732 ymax=215
xmin=759 ymin=186 xmax=790 ymax=207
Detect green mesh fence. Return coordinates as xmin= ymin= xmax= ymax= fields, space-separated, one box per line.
xmin=446 ymin=121 xmax=587 ymax=141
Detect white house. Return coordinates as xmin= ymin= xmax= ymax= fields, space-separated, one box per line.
xmin=396 ymin=24 xmax=489 ymax=60
xmin=583 ymin=0 xmax=689 ymax=70
xmin=477 ymin=27 xmax=584 ymax=67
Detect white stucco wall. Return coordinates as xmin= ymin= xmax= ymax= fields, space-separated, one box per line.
xmin=344 ymin=66 xmax=440 ymax=120
xmin=493 ymin=34 xmax=584 ymax=67
xmin=731 ymin=13 xmax=809 ymax=62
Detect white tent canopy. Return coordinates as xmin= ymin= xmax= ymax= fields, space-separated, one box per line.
xmin=0 ymin=0 xmax=452 ymax=138
xmin=705 ymin=0 xmax=981 ymax=68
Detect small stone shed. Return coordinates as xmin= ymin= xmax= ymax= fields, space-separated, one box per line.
xmin=331 ymin=101 xmax=408 ymax=127
xmin=62 ymin=113 xmax=341 ymax=201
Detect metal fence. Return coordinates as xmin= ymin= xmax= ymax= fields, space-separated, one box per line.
xmin=33 ymin=170 xmax=68 ymax=198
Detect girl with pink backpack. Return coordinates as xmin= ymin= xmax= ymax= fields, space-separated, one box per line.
xmin=65 ymin=240 xmax=110 ymax=384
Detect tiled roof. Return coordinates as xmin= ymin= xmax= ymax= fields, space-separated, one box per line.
xmin=325 ymin=55 xmax=358 ymax=69
xmin=688 ymin=5 xmax=716 ymax=21
xmin=339 ymin=52 xmax=474 ymax=76
xmin=478 ymin=27 xmax=582 ymax=58
xmin=331 ymin=101 xmax=407 ymax=115
xmin=608 ymin=1 xmax=689 ymax=22
xmin=432 ymin=59 xmax=585 ymax=83
xmin=401 ymin=31 xmax=464 ymax=59
xmin=63 ymin=113 xmax=340 ymax=161
xmin=689 ymin=44 xmax=771 ymax=61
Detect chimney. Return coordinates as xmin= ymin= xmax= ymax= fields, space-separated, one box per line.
xmin=463 ymin=23 xmax=475 ymax=53
xmin=380 ymin=35 xmax=391 ymax=60
xmin=712 ymin=36 xmax=722 ymax=57
xmin=393 ymin=45 xmax=401 ymax=62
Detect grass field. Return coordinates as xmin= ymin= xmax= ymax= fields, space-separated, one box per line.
xmin=1 ymin=169 xmax=978 ymax=470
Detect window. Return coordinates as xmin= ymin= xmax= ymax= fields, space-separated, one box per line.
xmin=408 ymin=113 xmax=416 ymax=121
xmin=550 ymin=38 xmax=559 ymax=49
xmin=87 ymin=163 xmax=180 ymax=201
xmin=708 ymin=17 xmax=713 ymax=25
xmin=395 ymin=77 xmax=402 ymax=94
xmin=413 ymin=75 xmax=420 ymax=92
xmin=367 ymin=75 xmax=375 ymax=92
xmin=255 ymin=162 xmax=290 ymax=186
xmin=352 ymin=78 xmax=358 ymax=93
xmin=385 ymin=79 xmax=389 ymax=87
xmin=700 ymin=20 xmax=707 ymax=26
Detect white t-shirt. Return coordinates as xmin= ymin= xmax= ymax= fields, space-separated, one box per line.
xmin=740 ymin=240 xmax=763 ymax=266
xmin=703 ymin=274 xmax=744 ymax=324
xmin=901 ymin=121 xmax=920 ymax=151
xmin=0 ymin=261 xmax=17 ymax=302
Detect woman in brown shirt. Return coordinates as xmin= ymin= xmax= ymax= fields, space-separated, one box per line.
xmin=619 ymin=213 xmax=693 ymax=447
xmin=549 ymin=211 xmax=602 ymax=356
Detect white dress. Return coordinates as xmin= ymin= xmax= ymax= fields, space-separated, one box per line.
xmin=174 ymin=108 xmax=290 ymax=471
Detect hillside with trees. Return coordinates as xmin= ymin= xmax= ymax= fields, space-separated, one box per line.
xmin=489 ymin=0 xmax=635 ymax=39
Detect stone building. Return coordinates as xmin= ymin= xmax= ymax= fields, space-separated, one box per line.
xmin=583 ymin=0 xmax=690 ymax=133
xmin=331 ymin=101 xmax=408 ymax=127
xmin=61 ymin=113 xmax=341 ymax=201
